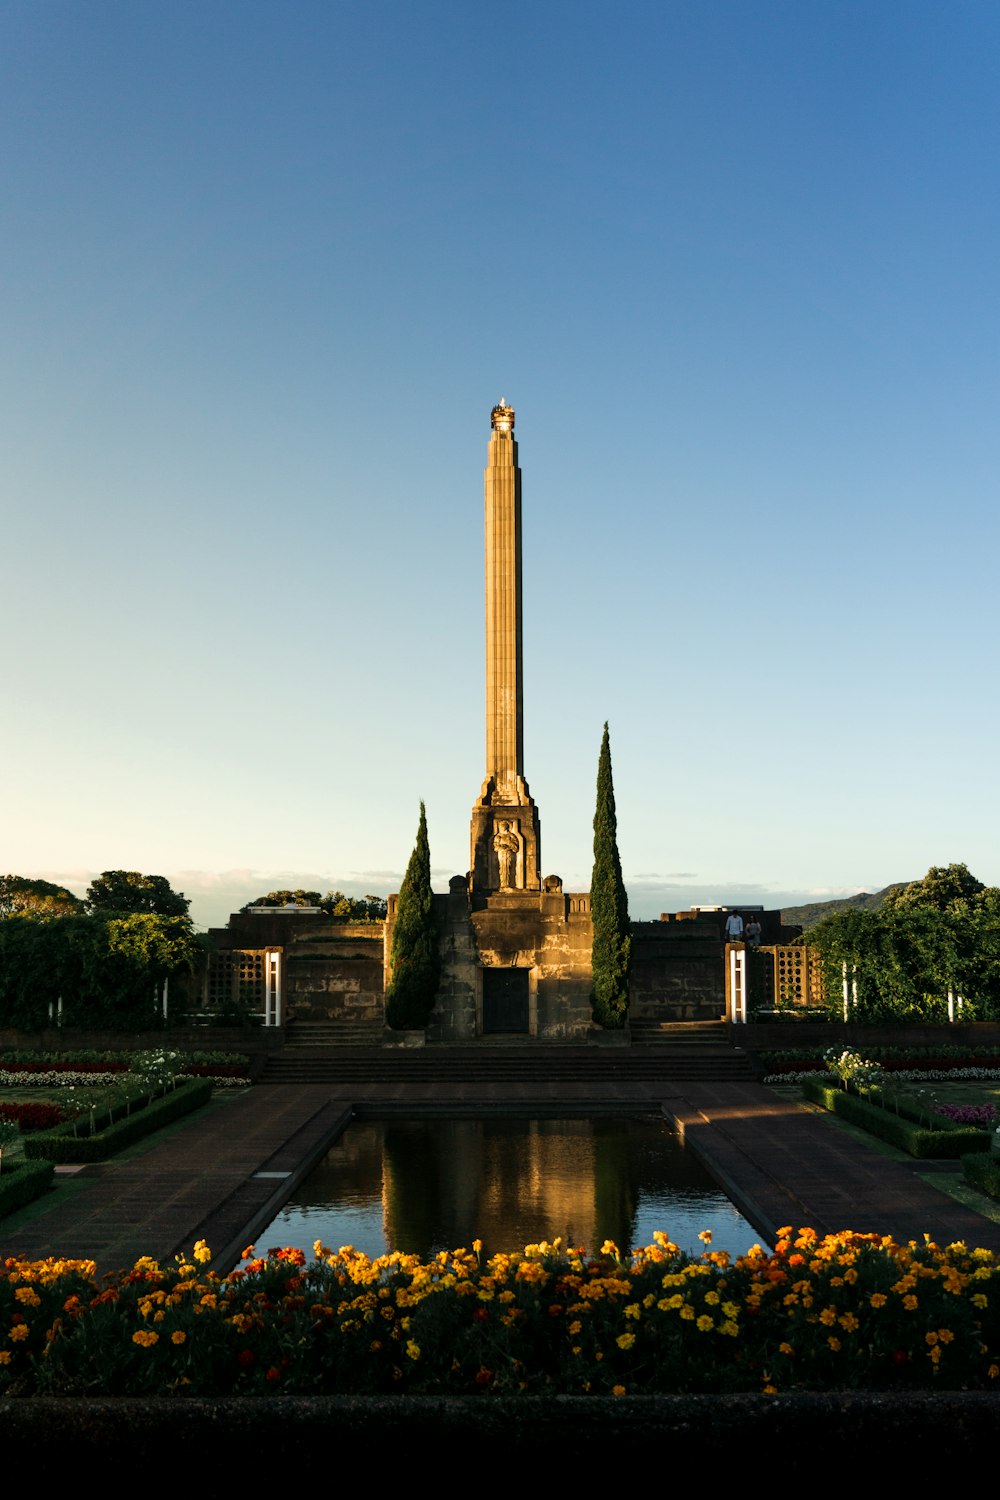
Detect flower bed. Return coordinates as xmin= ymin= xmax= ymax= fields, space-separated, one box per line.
xmin=0 ymin=1102 xmax=67 ymax=1132
xmin=2 ymin=1229 xmax=999 ymax=1397
xmin=22 ymin=1078 xmax=213 ymax=1163
xmin=800 ymin=1076 xmax=991 ymax=1158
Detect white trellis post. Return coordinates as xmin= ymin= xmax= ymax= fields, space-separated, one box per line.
xmin=842 ymin=962 xmax=857 ymax=1023
xmin=264 ymin=950 xmax=282 ymax=1027
xmin=728 ymin=944 xmax=747 ymax=1024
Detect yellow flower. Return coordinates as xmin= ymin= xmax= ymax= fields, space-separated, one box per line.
xmin=827 ymin=1336 xmax=841 ymax=1352
xmin=192 ymin=1241 xmax=212 ymax=1265
xmin=171 ymin=1330 xmax=186 ymax=1345
xmin=406 ymin=1340 xmax=421 ymax=1360
xmin=869 ymin=1293 xmax=887 ymax=1308
xmin=616 ymin=1333 xmax=635 ymax=1351
xmin=0 ymin=1351 xmax=11 ymax=1365
xmin=903 ymin=1295 xmax=918 ymax=1311
xmin=8 ymin=1326 xmax=29 ymax=1343
xmin=779 ymin=1343 xmax=794 ymax=1357
xmin=612 ymin=1384 xmax=626 ymax=1397
xmin=132 ymin=1330 xmax=158 ymax=1348
xmin=696 ymin=1315 xmax=713 ymax=1333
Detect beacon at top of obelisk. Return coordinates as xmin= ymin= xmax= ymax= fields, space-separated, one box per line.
xmin=490 ymin=398 xmax=515 ymax=433
xmin=470 ymin=399 xmax=542 ymax=893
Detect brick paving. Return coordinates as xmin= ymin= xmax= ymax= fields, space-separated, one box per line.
xmin=3 ymin=1069 xmax=1000 ymax=1272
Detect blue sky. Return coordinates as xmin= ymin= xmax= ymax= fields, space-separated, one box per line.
xmin=3 ymin=1 xmax=998 ymax=930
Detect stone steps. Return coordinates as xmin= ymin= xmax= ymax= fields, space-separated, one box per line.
xmin=260 ymin=1046 xmax=755 ymax=1085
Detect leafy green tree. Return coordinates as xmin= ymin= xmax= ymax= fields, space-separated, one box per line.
xmin=324 ymin=891 xmax=388 ymax=921
xmin=590 ymin=723 xmax=631 ymax=1029
xmin=808 ymin=864 xmax=1000 ymax=1021
xmin=87 ymin=871 xmax=190 ymax=918
xmin=385 ymin=803 xmax=439 ymax=1030
xmin=0 ymin=875 xmax=85 ymax=919
xmin=243 ymin=889 xmax=323 ymax=911
xmin=882 ymin=863 xmax=986 ymax=914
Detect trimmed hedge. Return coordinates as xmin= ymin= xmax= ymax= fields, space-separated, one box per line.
xmin=0 ymin=1158 xmax=54 ymax=1219
xmin=801 ymin=1077 xmax=990 ymax=1159
xmin=23 ymin=1078 xmax=213 ymax=1163
xmin=961 ymin=1151 xmax=1000 ymax=1202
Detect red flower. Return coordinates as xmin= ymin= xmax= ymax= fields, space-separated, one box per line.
xmin=475 ymin=1366 xmax=493 ymax=1386
xmin=473 ymin=1308 xmax=489 ymax=1322
xmin=266 ymin=1366 xmax=280 ymax=1383
xmin=238 ymin=1348 xmax=255 ymax=1368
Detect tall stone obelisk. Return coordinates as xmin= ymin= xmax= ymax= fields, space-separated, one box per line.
xmin=470 ymin=400 xmax=542 ymax=893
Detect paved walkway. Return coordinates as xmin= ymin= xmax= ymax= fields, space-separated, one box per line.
xmin=4 ymin=1077 xmax=1000 ymax=1273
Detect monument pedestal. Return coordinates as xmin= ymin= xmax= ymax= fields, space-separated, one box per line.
xmin=470 ymin=774 xmax=542 ymax=895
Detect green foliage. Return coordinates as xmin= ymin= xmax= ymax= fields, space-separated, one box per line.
xmin=590 ymin=723 xmax=631 ymax=1029
xmin=0 ymin=912 xmax=202 ymax=1031
xmin=883 ymin=862 xmax=986 ymax=913
xmin=961 ymin=1150 xmax=1000 ymax=1202
xmin=800 ymin=1075 xmax=991 ymax=1158
xmin=0 ymin=875 xmax=85 ymax=919
xmin=324 ymin=891 xmax=388 ymax=921
xmin=385 ymin=803 xmax=439 ymax=1030
xmin=86 ymin=870 xmax=190 ymax=918
xmin=241 ymin=889 xmax=387 ymax=920
xmin=0 ymin=1158 xmax=53 ymax=1218
xmin=243 ymin=889 xmax=323 ymax=910
xmin=24 ymin=1078 xmax=212 ymax=1163
xmin=806 ymin=865 xmax=1000 ymax=1022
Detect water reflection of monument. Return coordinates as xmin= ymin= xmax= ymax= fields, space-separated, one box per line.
xmin=380 ymin=1118 xmax=641 ymax=1257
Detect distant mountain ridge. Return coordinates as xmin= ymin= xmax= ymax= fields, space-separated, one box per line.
xmin=782 ymin=884 xmax=909 ymax=932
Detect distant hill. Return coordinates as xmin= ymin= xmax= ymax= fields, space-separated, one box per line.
xmin=782 ymin=884 xmax=909 ymax=932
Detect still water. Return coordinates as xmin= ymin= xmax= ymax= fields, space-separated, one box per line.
xmin=250 ymin=1115 xmax=764 ymax=1262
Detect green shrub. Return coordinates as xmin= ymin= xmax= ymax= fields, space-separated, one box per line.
xmin=0 ymin=1159 xmax=54 ymax=1220
xmin=961 ymin=1151 xmax=1000 ymax=1201
xmin=24 ymin=1078 xmax=212 ymax=1163
xmin=801 ymin=1076 xmax=990 ymax=1158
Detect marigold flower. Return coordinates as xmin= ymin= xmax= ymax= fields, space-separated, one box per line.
xmin=612 ymin=1384 xmax=626 ymax=1397
xmin=8 ymin=1326 xmax=29 ymax=1342
xmin=616 ymin=1333 xmax=635 ymax=1350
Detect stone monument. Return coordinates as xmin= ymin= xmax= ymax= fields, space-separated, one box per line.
xmin=386 ymin=400 xmax=594 ymax=1041
xmin=469 ymin=399 xmax=542 ymax=894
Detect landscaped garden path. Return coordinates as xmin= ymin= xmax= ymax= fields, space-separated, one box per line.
xmin=3 ymin=1075 xmax=1000 ymax=1271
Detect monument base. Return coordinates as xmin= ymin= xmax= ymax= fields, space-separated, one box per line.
xmin=426 ymin=878 xmax=594 ymax=1042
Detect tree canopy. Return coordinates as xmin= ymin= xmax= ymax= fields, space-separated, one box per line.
xmin=882 ymin=862 xmax=986 ymax=914
xmin=86 ymin=871 xmax=190 ymax=918
xmin=807 ymin=864 xmax=1000 ymax=1020
xmin=590 ymin=723 xmax=631 ymax=1029
xmin=0 ymin=875 xmax=85 ymax=919
xmin=242 ymin=889 xmax=387 ymax=920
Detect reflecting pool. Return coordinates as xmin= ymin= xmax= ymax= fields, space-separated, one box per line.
xmin=250 ymin=1115 xmax=764 ymax=1261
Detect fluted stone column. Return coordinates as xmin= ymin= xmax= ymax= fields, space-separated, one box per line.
xmin=470 ymin=400 xmax=541 ymax=893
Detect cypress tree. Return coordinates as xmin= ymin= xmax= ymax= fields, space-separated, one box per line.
xmin=385 ymin=802 xmax=440 ymax=1030
xmin=590 ymin=723 xmax=631 ymax=1029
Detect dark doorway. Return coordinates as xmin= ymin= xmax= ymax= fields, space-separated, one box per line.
xmin=482 ymin=967 xmax=530 ymax=1033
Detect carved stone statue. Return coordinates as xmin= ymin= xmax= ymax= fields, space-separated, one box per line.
xmin=493 ymin=821 xmax=520 ymax=889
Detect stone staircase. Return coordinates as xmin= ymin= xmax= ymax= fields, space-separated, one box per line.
xmin=260 ymin=1034 xmax=755 ymax=1087
xmin=284 ymin=1019 xmax=384 ymax=1048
